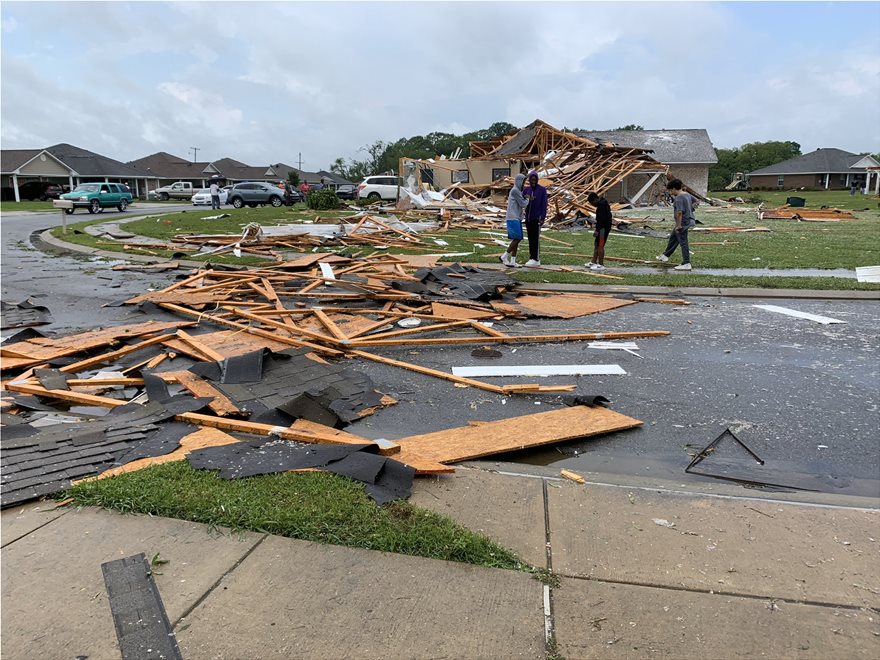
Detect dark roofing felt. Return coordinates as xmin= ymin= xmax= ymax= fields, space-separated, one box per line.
xmin=749 ymin=148 xmax=866 ymax=175
xmin=576 ymin=129 xmax=718 ymax=164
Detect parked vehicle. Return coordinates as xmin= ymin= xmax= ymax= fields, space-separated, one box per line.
xmin=18 ymin=181 xmax=65 ymax=201
xmin=191 ymin=188 xmax=229 ymax=206
xmin=59 ymin=183 xmax=133 ymax=214
xmin=226 ymin=182 xmax=285 ymax=208
xmin=357 ymin=176 xmax=400 ymax=201
xmin=335 ymin=184 xmax=358 ymax=200
xmin=152 ymin=181 xmax=195 ymax=200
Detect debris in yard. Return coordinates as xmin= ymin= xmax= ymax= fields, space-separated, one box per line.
xmin=753 ymin=304 xmax=846 ymax=325
xmin=471 ymin=346 xmax=503 ymax=359
xmin=759 ymin=206 xmax=854 ymax=222
xmin=560 ymin=469 xmax=586 ymax=484
xmin=652 ymin=518 xmax=676 ymax=528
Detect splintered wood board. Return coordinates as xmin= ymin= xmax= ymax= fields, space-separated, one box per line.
xmin=277 ymin=253 xmax=352 ymax=269
xmin=513 ymin=294 xmax=636 ymax=319
xmin=0 ymin=320 xmax=196 ymax=371
xmin=394 ymin=405 xmax=641 ymax=467
xmin=74 ymin=427 xmax=240 ymax=483
xmin=125 ymin=291 xmax=226 ymax=305
xmin=161 ymin=329 xmax=292 ymax=359
xmin=431 ymin=302 xmax=499 ymax=320
xmin=376 ymin=254 xmax=439 ymax=268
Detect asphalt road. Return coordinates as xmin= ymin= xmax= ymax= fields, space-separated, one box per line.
xmin=3 ymin=207 xmax=879 ymax=501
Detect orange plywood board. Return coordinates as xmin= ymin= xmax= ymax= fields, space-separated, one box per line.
xmin=513 ymin=294 xmax=636 ymax=319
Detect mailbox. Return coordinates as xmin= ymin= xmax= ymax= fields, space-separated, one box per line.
xmin=53 ymin=199 xmax=74 ymax=209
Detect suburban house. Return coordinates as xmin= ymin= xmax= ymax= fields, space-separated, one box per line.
xmin=1 ymin=144 xmax=150 ymax=201
xmin=575 ymin=129 xmax=718 ymax=197
xmin=399 ymin=121 xmax=717 ymax=204
xmin=747 ymin=148 xmax=880 ymax=192
xmin=127 ymin=153 xmax=353 ymax=194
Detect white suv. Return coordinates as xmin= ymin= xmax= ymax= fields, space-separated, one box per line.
xmin=357 ymin=176 xmax=400 ymax=201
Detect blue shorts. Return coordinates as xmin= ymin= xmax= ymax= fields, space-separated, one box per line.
xmin=506 ymin=219 xmax=523 ymax=240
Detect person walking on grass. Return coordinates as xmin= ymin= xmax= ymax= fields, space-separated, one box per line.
xmin=656 ymin=178 xmax=694 ymax=271
xmin=586 ymin=191 xmax=612 ymax=270
xmin=522 ymin=170 xmax=548 ymax=267
xmin=210 ymin=180 xmax=221 ymax=210
xmin=500 ymin=173 xmax=528 ymax=267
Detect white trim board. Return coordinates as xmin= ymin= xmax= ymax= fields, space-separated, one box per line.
xmin=855 ymin=266 xmax=880 ymax=283
xmin=753 ymin=304 xmax=845 ymax=325
xmin=451 ymin=365 xmax=626 ymax=377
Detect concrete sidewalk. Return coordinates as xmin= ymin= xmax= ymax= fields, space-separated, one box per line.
xmin=2 ymin=469 xmax=878 ymax=659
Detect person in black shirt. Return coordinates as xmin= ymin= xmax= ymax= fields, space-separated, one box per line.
xmin=586 ymin=191 xmax=612 ymax=271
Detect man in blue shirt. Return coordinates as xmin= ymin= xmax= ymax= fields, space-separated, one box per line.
xmin=656 ymin=179 xmax=694 ymax=271
xmin=522 ymin=170 xmax=548 ymax=267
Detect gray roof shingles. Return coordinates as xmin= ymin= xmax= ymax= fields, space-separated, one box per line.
xmin=45 ymin=143 xmax=147 ymax=178
xmin=576 ymin=129 xmax=718 ymax=164
xmin=1 ymin=149 xmax=42 ymax=173
xmin=748 ymin=148 xmax=866 ymax=175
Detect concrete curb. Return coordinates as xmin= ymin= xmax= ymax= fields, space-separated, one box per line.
xmin=34 ymin=226 xmax=880 ymax=301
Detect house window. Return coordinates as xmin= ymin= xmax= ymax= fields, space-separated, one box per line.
xmin=840 ymin=174 xmax=847 ymax=185
xmin=452 ymin=170 xmax=469 ymax=184
xmin=818 ymin=174 xmax=827 ymax=187
xmin=492 ymin=168 xmax=511 ymax=181
xmin=777 ymin=176 xmax=785 ymax=187
xmin=420 ymin=168 xmax=434 ymax=185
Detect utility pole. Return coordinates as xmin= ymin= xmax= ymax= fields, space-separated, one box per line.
xmin=296 ymin=152 xmax=303 ymax=170
xmin=190 ymin=147 xmax=200 ymax=163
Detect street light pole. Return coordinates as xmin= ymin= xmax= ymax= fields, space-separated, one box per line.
xmin=190 ymin=147 xmax=200 ymax=163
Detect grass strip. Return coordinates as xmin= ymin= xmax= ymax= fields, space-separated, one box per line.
xmin=67 ymin=461 xmax=526 ymax=571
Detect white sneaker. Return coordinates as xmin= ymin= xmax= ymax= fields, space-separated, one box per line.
xmin=524 ymin=259 xmax=541 ymax=268
xmin=590 ymin=264 xmax=606 ymax=271
xmin=586 ymin=261 xmax=597 ymax=268
xmin=673 ymin=263 xmax=692 ymax=271
xmin=499 ymin=253 xmax=511 ymax=266
xmin=656 ymin=254 xmax=669 ymax=262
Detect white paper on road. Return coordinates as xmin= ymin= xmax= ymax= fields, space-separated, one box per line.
xmin=753 ymin=304 xmax=845 ymax=325
xmin=451 ymin=364 xmax=626 ymax=378
xmin=319 ymin=262 xmax=336 ymax=280
xmin=588 ymin=341 xmax=642 ymax=358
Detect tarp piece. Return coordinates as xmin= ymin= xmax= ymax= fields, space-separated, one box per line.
xmin=192 ymin=348 xmax=384 ymax=424
xmin=102 ymin=553 xmax=183 ymax=660
xmin=0 ymin=299 xmax=52 ymax=330
xmin=186 ymin=438 xmax=415 ymax=504
xmin=0 ymin=397 xmax=210 ymax=507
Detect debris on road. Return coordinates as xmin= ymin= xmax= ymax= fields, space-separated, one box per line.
xmin=753 ymin=304 xmax=846 ymax=325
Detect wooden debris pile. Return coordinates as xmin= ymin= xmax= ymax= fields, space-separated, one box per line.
xmin=758 ymin=206 xmax=855 ymax=222
xmin=1 ymin=254 xmax=672 ymax=506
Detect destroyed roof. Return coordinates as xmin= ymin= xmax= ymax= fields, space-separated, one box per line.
xmin=484 ymin=119 xmax=600 ymax=158
xmin=316 ymin=170 xmax=356 ymax=185
xmin=127 ymin=152 xmax=213 ymax=179
xmin=749 ymin=148 xmax=872 ymax=175
xmin=1 ymin=149 xmax=43 ymax=173
xmin=45 ymin=143 xmax=147 ymax=178
xmin=575 ymin=130 xmax=718 ymax=164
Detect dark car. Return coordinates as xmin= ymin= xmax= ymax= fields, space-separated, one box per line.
xmin=227 ymin=182 xmax=286 ymax=208
xmin=18 ymin=181 xmax=65 ymax=201
xmin=334 ymin=184 xmax=357 ymax=200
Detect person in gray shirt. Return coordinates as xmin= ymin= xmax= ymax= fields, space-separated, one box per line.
xmin=656 ymin=179 xmax=694 ymax=271
xmin=500 ymin=173 xmax=529 ymax=267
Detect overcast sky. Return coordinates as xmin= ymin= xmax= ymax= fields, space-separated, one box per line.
xmin=1 ymin=1 xmax=878 ymax=170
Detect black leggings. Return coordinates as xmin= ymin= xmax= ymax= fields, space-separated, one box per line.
xmin=525 ymin=220 xmax=541 ymax=261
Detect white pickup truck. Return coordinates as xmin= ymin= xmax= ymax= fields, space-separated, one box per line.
xmin=151 ymin=181 xmax=195 ymax=200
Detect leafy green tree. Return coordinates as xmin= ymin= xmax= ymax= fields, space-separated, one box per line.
xmin=613 ymin=124 xmax=644 ymax=131
xmin=287 ymin=170 xmax=300 ymax=188
xmin=708 ymin=141 xmax=801 ymax=191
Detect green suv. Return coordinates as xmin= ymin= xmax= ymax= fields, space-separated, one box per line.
xmin=60 ymin=183 xmax=133 ymax=214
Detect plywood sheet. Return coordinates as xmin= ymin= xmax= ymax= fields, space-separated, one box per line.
xmin=394 ymin=405 xmax=641 ymax=466
xmin=0 ymin=320 xmax=195 ymax=372
xmin=513 ymin=294 xmax=636 ymax=319
xmin=161 ymin=330 xmax=292 ymax=360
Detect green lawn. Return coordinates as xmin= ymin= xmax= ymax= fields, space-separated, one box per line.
xmin=48 ymin=204 xmax=880 ymax=290
xmin=68 ymin=462 xmax=526 ymax=571
xmin=709 ymin=189 xmax=880 ymax=211
xmin=1 ymin=200 xmax=58 ymax=212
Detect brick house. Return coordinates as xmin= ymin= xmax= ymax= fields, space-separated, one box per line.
xmin=576 ymin=129 xmax=718 ymax=198
xmin=748 ymin=148 xmax=880 ymax=192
